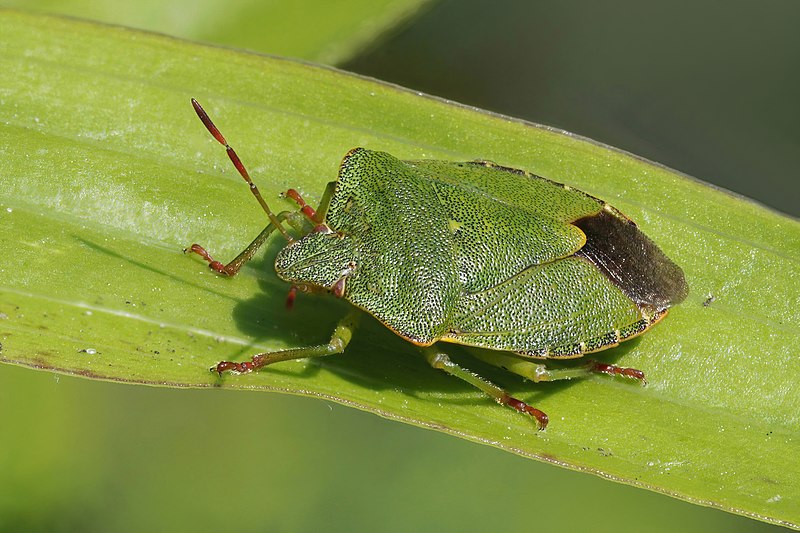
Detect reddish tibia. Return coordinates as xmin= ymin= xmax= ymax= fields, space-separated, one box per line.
xmin=285 ymin=189 xmax=334 ymax=233
xmin=286 ymin=285 xmax=298 ymax=309
xmin=214 ymin=360 xmax=254 ymax=375
xmin=501 ymin=393 xmax=549 ymax=430
xmin=284 ymin=188 xmax=319 ymax=222
xmin=590 ymin=361 xmax=647 ymax=384
xmin=185 ymin=243 xmax=232 ymax=276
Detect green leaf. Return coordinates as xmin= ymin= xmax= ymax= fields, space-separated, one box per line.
xmin=1 ymin=11 xmax=798 ymax=528
xmin=2 ymin=0 xmax=436 ymax=64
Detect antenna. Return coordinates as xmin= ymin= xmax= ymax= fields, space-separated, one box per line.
xmin=191 ymin=98 xmax=291 ymax=241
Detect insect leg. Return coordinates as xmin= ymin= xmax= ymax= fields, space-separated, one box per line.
xmin=312 ymin=181 xmax=337 ymax=223
xmin=422 ymin=347 xmax=548 ymax=429
xmin=185 ymin=211 xmax=297 ymax=276
xmin=213 ymin=308 xmax=360 ymax=374
xmin=587 ymin=361 xmax=646 ymax=383
xmin=284 ymin=189 xmax=318 ymax=222
xmin=284 ymin=181 xmax=336 ymax=226
xmin=471 ymin=349 xmax=646 ymax=384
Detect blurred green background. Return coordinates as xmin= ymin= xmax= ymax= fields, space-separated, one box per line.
xmin=348 ymin=1 xmax=800 ymax=219
xmin=1 ymin=0 xmax=796 ymax=531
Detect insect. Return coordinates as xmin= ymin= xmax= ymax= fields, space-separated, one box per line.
xmin=186 ymin=99 xmax=688 ymax=429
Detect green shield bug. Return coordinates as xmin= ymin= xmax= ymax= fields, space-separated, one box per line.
xmin=186 ymin=99 xmax=688 ymax=429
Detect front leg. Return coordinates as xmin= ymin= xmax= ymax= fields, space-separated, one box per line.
xmin=186 ymin=211 xmax=298 ymax=276
xmin=214 ymin=308 xmax=360 ymax=374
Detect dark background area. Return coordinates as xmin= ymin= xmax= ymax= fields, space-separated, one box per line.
xmin=346 ymin=0 xmax=799 ymax=217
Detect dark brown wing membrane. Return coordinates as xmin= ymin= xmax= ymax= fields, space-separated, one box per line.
xmin=574 ymin=209 xmax=688 ymax=308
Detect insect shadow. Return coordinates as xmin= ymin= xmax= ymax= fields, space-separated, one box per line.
xmin=230 ymin=240 xmax=646 ymax=408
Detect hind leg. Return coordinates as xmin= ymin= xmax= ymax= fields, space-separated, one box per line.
xmin=422 ymin=347 xmax=549 ymax=429
xmin=471 ymin=349 xmax=646 ymax=384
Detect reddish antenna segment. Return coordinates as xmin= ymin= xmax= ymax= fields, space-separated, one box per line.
xmin=191 ymin=98 xmax=292 ymax=241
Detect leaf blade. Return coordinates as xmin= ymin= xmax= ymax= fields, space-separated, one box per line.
xmin=1 ymin=11 xmax=798 ymax=528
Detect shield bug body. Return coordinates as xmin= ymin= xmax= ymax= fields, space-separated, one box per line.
xmin=187 ymin=99 xmax=687 ymax=429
